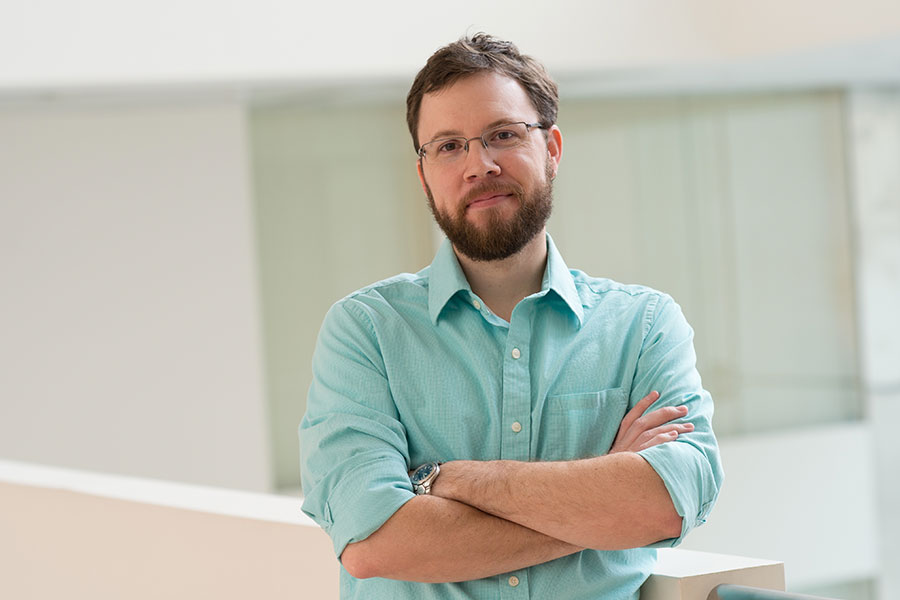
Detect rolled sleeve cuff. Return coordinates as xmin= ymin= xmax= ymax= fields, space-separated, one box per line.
xmin=320 ymin=454 xmax=416 ymax=559
xmin=637 ymin=441 xmax=720 ymax=548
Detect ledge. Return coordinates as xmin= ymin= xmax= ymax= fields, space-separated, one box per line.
xmin=0 ymin=459 xmax=783 ymax=599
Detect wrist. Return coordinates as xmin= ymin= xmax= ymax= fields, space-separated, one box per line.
xmin=430 ymin=460 xmax=462 ymax=500
xmin=410 ymin=462 xmax=441 ymax=495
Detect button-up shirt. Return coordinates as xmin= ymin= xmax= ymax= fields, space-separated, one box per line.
xmin=300 ymin=234 xmax=723 ymax=600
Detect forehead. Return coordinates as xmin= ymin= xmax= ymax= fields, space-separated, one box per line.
xmin=417 ymin=71 xmax=538 ymax=141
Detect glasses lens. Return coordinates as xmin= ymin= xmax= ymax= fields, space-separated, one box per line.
xmin=484 ymin=122 xmax=529 ymax=150
xmin=420 ymin=123 xmax=533 ymax=165
xmin=422 ymin=137 xmax=467 ymax=164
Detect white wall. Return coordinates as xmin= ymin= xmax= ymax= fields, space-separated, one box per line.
xmin=0 ymin=103 xmax=271 ymax=491
xmin=679 ymin=424 xmax=879 ymax=589
xmin=847 ymin=89 xmax=900 ymax=600
xmin=2 ymin=0 xmax=900 ymax=90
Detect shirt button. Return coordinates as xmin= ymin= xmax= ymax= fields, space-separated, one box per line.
xmin=472 ymin=300 xmax=481 ymax=310
xmin=508 ymin=575 xmax=520 ymax=587
xmin=511 ymin=421 xmax=522 ymax=433
xmin=511 ymin=348 xmax=521 ymax=359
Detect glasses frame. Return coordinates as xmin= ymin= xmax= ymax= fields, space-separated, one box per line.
xmin=416 ymin=121 xmax=546 ymax=162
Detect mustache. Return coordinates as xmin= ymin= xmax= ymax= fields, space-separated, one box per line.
xmin=462 ymin=181 xmax=524 ymax=206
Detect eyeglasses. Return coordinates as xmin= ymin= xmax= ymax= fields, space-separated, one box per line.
xmin=417 ymin=121 xmax=545 ymax=166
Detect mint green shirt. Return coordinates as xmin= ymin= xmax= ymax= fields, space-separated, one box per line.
xmin=300 ymin=234 xmax=723 ymax=600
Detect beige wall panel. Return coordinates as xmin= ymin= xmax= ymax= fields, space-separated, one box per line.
xmin=554 ymin=99 xmax=697 ymax=305
xmin=681 ymin=101 xmax=742 ymax=434
xmin=553 ymin=92 xmax=859 ymax=435
xmin=723 ymin=93 xmax=859 ymax=430
xmin=552 ymin=101 xmax=645 ymax=282
xmin=250 ymin=101 xmax=433 ymax=489
xmin=725 ymin=94 xmax=856 ymax=377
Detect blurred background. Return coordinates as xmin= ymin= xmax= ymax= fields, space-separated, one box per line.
xmin=1 ymin=1 xmax=899 ymax=598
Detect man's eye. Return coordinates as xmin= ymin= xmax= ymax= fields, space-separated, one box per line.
xmin=491 ymin=129 xmax=520 ymax=143
xmin=437 ymin=140 xmax=462 ymax=153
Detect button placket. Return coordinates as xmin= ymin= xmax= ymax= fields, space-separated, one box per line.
xmin=501 ymin=338 xmax=529 ymax=458
xmin=500 ymin=304 xmax=532 ymax=461
xmin=500 ymin=571 xmax=528 ymax=598
xmin=499 ymin=305 xmax=532 ymax=599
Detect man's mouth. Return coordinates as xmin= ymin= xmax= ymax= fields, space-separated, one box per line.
xmin=466 ymin=193 xmax=513 ymax=210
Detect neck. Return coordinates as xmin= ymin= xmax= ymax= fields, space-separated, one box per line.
xmin=454 ymin=230 xmax=548 ymax=322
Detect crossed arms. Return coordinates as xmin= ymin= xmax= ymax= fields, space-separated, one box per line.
xmin=300 ymin=295 xmax=724 ymax=585
xmin=340 ymin=392 xmax=692 ymax=582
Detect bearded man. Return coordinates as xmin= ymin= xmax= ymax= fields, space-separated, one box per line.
xmin=300 ymin=33 xmax=723 ymax=600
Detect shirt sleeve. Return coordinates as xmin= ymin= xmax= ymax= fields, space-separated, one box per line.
xmin=299 ymin=299 xmax=416 ymax=559
xmin=634 ymin=294 xmax=724 ymax=547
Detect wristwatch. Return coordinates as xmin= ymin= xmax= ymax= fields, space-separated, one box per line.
xmin=410 ymin=462 xmax=441 ymax=495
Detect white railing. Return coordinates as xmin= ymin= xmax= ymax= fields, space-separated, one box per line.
xmin=0 ymin=459 xmax=783 ymax=599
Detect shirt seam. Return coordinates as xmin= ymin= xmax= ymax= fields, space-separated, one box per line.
xmin=338 ymin=273 xmax=430 ymax=304
xmin=577 ymin=278 xmax=660 ymax=298
xmin=641 ymin=292 xmax=665 ymax=340
xmin=336 ymin=299 xmax=389 ymax=378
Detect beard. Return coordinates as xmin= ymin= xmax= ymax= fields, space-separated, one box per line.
xmin=424 ymin=162 xmax=554 ymax=262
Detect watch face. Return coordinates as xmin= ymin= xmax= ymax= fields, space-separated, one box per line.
xmin=412 ymin=463 xmax=435 ymax=483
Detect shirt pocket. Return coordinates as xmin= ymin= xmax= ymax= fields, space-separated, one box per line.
xmin=535 ymin=388 xmax=628 ymax=461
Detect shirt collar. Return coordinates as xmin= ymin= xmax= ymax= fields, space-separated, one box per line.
xmin=428 ymin=238 xmax=472 ymax=324
xmin=543 ymin=233 xmax=585 ymax=326
xmin=428 ymin=233 xmax=584 ymax=326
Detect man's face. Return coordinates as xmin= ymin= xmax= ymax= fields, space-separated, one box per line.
xmin=416 ymin=71 xmax=562 ymax=262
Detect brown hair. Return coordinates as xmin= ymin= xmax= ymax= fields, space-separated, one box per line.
xmin=406 ymin=33 xmax=559 ymax=151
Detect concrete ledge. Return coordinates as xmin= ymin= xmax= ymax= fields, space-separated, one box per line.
xmin=0 ymin=460 xmax=783 ymax=599
xmin=646 ymin=549 xmax=785 ymax=600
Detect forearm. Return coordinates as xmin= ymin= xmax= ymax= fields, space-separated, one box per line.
xmin=340 ymin=494 xmax=582 ymax=583
xmin=432 ymin=452 xmax=682 ymax=550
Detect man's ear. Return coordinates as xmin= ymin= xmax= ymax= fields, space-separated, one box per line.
xmin=546 ymin=125 xmax=563 ymax=179
xmin=416 ymin=160 xmax=429 ymax=196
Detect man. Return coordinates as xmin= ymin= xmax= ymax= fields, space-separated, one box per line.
xmin=300 ymin=34 xmax=723 ymax=599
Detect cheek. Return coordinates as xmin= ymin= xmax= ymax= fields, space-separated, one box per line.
xmin=426 ymin=173 xmax=460 ymax=204
xmin=508 ymin=151 xmax=545 ymax=178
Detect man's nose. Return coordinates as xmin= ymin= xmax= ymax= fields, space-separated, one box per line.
xmin=463 ymin=139 xmax=501 ymax=180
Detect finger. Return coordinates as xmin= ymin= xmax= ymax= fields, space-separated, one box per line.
xmin=636 ymin=430 xmax=680 ymax=451
xmin=614 ymin=395 xmax=664 ymax=451
xmin=615 ymin=391 xmax=659 ymax=444
xmin=633 ymin=405 xmax=689 ymax=431
xmin=647 ymin=422 xmax=694 ymax=439
xmin=614 ymin=423 xmax=693 ymax=454
xmin=616 ymin=399 xmax=685 ymax=451
xmin=635 ymin=423 xmax=694 ymax=449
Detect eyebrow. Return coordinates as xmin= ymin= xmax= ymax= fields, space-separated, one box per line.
xmin=424 ymin=119 xmax=522 ymax=144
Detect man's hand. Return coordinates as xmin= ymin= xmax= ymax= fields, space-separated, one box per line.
xmin=609 ymin=391 xmax=693 ymax=454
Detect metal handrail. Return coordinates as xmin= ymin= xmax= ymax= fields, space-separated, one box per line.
xmin=708 ymin=584 xmax=836 ymax=600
